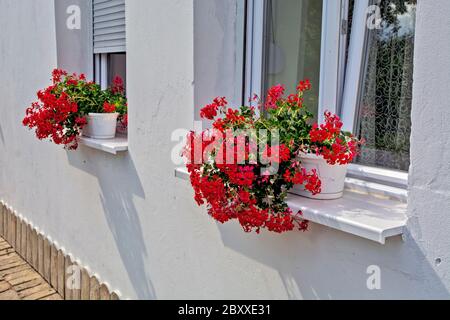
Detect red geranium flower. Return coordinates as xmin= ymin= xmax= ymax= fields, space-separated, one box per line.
xmin=111 ymin=76 xmax=125 ymax=94
xmin=265 ymin=84 xmax=285 ymax=109
xmin=103 ymin=102 xmax=116 ymax=113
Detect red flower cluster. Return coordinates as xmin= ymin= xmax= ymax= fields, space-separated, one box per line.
xmin=185 ymin=153 xmax=308 ymax=234
xmin=283 ymin=168 xmax=322 ymax=195
xmin=111 ymin=76 xmax=125 ymax=95
xmin=287 ymin=94 xmax=303 ymax=107
xmin=23 ymin=71 xmax=86 ymax=150
xmin=309 ymin=111 xmax=362 ymax=165
xmin=103 ymin=102 xmax=116 ymax=113
xmin=265 ymin=84 xmax=285 ymax=109
xmin=121 ymin=114 xmax=128 ymax=126
xmin=261 ymin=144 xmax=291 ymax=164
xmin=297 ymin=79 xmax=312 ymax=92
xmin=200 ymin=97 xmax=227 ymax=120
xmin=220 ymin=165 xmax=256 ymax=187
xmin=265 ymin=209 xmax=309 ymax=233
xmin=52 ymin=69 xmax=68 ymax=84
xmin=310 ymin=111 xmax=343 ymax=142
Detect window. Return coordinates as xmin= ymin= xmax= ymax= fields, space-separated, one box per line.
xmin=246 ymin=0 xmax=415 ymax=187
xmin=346 ymin=0 xmax=416 ymax=172
xmin=92 ymin=0 xmax=126 ymax=90
xmin=245 ymin=0 xmax=347 ymax=122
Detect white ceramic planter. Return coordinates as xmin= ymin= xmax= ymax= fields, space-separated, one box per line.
xmin=290 ymin=153 xmax=348 ymax=200
xmin=82 ymin=113 xmax=119 ymax=139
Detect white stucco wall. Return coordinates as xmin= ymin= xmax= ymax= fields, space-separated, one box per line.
xmin=407 ymin=0 xmax=450 ymax=296
xmin=0 ymin=0 xmax=449 ymax=299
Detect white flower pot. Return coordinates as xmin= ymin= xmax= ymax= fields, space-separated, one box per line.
xmin=82 ymin=113 xmax=119 ymax=139
xmin=290 ymin=153 xmax=348 ymax=200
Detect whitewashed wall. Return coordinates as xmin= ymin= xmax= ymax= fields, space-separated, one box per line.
xmin=0 ymin=0 xmax=449 ymax=299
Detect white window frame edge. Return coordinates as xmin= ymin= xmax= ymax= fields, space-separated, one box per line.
xmin=341 ymin=0 xmax=409 ymax=189
xmin=318 ymin=0 xmax=348 ymax=123
xmin=244 ymin=0 xmax=265 ymax=107
xmin=94 ymin=53 xmax=109 ymax=90
xmin=341 ymin=0 xmax=369 ymax=132
xmin=337 ymin=0 xmax=350 ymax=115
xmin=234 ymin=0 xmax=247 ymax=107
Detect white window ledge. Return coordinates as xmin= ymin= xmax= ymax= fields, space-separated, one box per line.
xmin=345 ymin=178 xmax=407 ymax=203
xmin=174 ymin=167 xmax=407 ymax=245
xmin=78 ymin=135 xmax=128 ymax=155
xmin=347 ymin=164 xmax=409 ymax=189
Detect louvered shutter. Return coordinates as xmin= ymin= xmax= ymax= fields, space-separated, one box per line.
xmin=93 ymin=0 xmax=126 ymax=53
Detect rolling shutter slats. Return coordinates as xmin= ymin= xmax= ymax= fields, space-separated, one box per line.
xmin=93 ymin=0 xmax=126 ymax=53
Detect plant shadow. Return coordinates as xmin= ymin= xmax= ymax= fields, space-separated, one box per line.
xmin=217 ymin=221 xmax=449 ymax=299
xmin=67 ymin=146 xmax=155 ymax=299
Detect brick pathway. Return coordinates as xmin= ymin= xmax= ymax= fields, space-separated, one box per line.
xmin=0 ymin=236 xmax=62 ymax=300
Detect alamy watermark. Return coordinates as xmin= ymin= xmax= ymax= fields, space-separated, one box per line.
xmin=66 ymin=5 xmax=81 ymax=30
xmin=66 ymin=264 xmax=81 ymax=290
xmin=171 ymin=121 xmax=286 ymax=176
xmin=366 ymin=0 xmax=384 ymax=30
xmin=366 ymin=265 xmax=381 ymax=290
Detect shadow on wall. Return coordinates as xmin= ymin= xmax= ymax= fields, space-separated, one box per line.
xmin=0 ymin=123 xmax=4 ymax=145
xmin=218 ymin=222 xmax=449 ymax=299
xmin=67 ymin=147 xmax=156 ymax=299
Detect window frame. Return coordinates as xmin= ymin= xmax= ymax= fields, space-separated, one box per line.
xmin=318 ymin=0 xmax=349 ymax=123
xmin=244 ymin=0 xmax=410 ymax=189
xmin=94 ymin=52 xmax=126 ymax=90
xmin=94 ymin=53 xmax=108 ymax=90
xmin=244 ymin=0 xmax=266 ymax=108
xmin=340 ymin=0 xmax=369 ymax=133
xmin=92 ymin=0 xmax=127 ymax=90
xmin=341 ymin=0 xmax=410 ymax=187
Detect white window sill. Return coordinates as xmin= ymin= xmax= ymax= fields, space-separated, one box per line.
xmin=174 ymin=167 xmax=407 ymax=245
xmin=344 ymin=177 xmax=407 ymax=203
xmin=78 ymin=134 xmax=128 ymax=155
xmin=347 ymin=164 xmax=409 ymax=189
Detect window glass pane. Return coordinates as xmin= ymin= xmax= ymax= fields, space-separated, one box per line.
xmin=108 ymin=53 xmax=127 ymax=92
xmin=355 ymin=0 xmax=416 ymax=171
xmin=264 ymin=0 xmax=322 ymax=120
